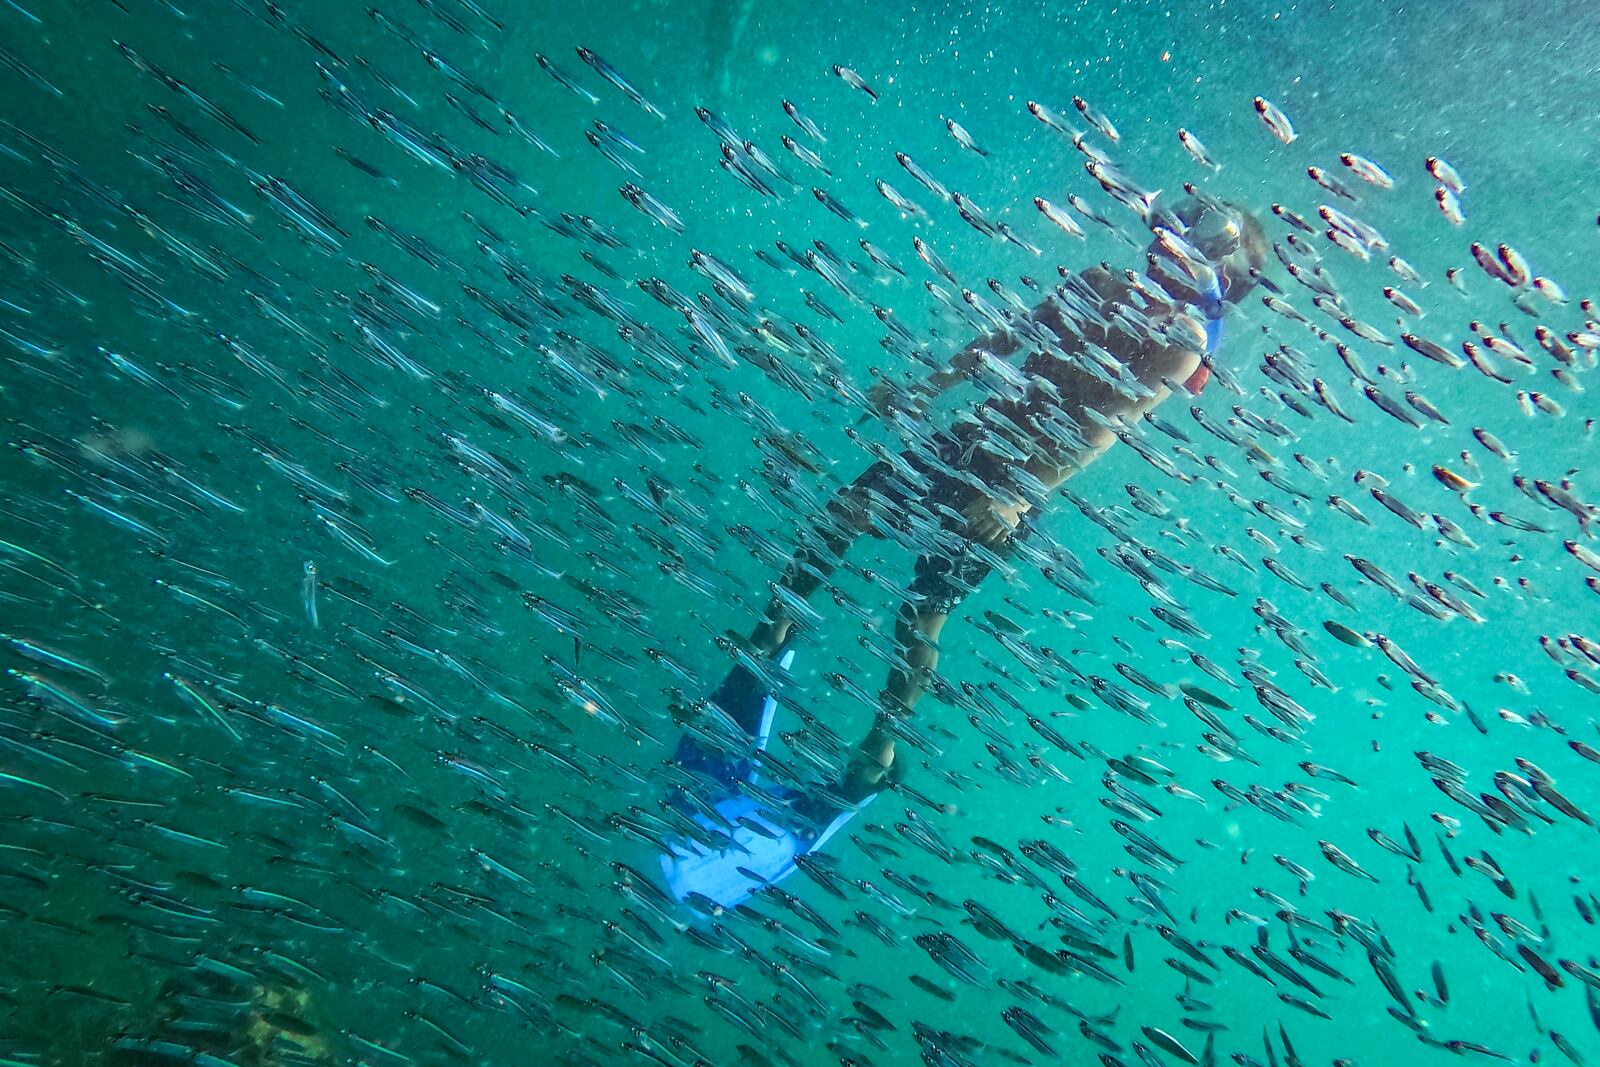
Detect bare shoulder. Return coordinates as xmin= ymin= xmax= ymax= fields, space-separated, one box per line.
xmin=1076 ymin=265 xmax=1125 ymax=301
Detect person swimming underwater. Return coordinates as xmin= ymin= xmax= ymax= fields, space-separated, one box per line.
xmin=660 ymin=190 xmax=1271 ymax=911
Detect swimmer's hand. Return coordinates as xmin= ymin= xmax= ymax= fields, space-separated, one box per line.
xmin=865 ymin=376 xmax=904 ymax=419
xmin=962 ymin=494 xmax=1031 ymax=544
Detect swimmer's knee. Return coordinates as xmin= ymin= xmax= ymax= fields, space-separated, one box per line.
xmin=825 ymin=489 xmax=880 ymax=536
xmin=894 ymin=601 xmax=948 ymax=643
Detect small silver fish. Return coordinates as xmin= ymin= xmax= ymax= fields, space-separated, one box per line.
xmin=1177 ymin=127 xmax=1221 ymax=172
xmin=1427 ymin=155 xmax=1465 ymax=192
xmin=1253 ymin=96 xmax=1297 ymax=143
xmin=944 ymin=116 xmax=987 ymax=156
xmin=1339 ymin=152 xmax=1393 ymax=188
xmin=302 ymin=561 xmax=319 ymax=627
xmin=831 ymin=64 xmax=877 ymax=101
xmin=781 ymin=98 xmax=825 ymax=142
xmin=1072 ymin=95 xmax=1120 ymax=142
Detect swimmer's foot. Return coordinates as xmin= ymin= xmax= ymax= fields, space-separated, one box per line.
xmin=791 ymin=751 xmax=893 ymax=827
xmin=659 ymin=743 xmax=884 ymax=911
xmin=659 ymin=650 xmax=897 ymax=911
xmin=836 ymin=751 xmax=894 ymax=803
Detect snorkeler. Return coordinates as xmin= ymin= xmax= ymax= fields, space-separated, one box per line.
xmin=660 ymin=190 xmax=1271 ymax=909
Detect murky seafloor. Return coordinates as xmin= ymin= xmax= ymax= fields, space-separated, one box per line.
xmin=1 ymin=1 xmax=1598 ymax=1065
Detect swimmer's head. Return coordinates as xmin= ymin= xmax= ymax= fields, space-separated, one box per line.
xmin=1145 ymin=192 xmax=1268 ymax=309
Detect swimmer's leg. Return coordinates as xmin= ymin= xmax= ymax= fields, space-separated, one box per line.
xmin=846 ymin=545 xmax=991 ymax=791
xmin=749 ymin=463 xmax=894 ymax=655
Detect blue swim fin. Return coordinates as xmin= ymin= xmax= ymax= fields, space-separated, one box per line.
xmin=659 ymin=790 xmax=867 ymax=911
xmin=660 ymin=647 xmax=873 ymax=911
xmin=669 ymin=646 xmax=789 ymax=785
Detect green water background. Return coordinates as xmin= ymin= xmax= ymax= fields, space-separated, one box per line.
xmin=1 ymin=0 xmax=1597 ymax=1063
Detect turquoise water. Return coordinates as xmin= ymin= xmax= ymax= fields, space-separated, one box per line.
xmin=1 ymin=1 xmax=1598 ymax=1064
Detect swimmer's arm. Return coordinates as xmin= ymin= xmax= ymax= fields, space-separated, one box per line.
xmin=866 ymin=328 xmax=1020 ymax=422
xmin=1018 ymin=341 xmax=1199 ymax=491
xmin=919 ymin=327 xmax=1023 ymax=398
xmin=918 ymin=291 xmax=1085 ymax=399
xmin=1019 ymin=444 xmax=1103 ymax=494
xmin=919 ymin=267 xmax=1131 ymax=404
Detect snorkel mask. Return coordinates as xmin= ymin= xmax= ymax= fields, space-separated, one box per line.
xmin=1145 ymin=192 xmax=1251 ymax=320
xmin=1143 ymin=192 xmax=1259 ymax=367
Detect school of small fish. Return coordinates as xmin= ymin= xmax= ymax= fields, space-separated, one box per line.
xmin=0 ymin=3 xmax=1597 ymax=1067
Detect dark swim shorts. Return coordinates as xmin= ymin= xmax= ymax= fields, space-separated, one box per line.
xmin=908 ymin=532 xmax=1031 ymax=616
xmin=839 ymin=426 xmax=1034 ymax=617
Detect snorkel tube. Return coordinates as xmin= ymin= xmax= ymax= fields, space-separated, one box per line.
xmin=1145 ymin=193 xmax=1240 ymax=359
xmin=1198 ymin=274 xmax=1225 ymax=358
